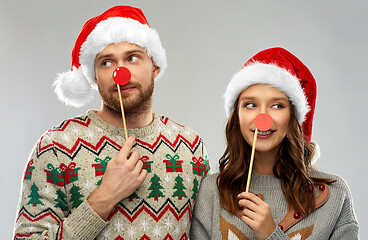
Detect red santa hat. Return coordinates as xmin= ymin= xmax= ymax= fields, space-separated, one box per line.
xmin=53 ymin=5 xmax=167 ymax=107
xmin=224 ymin=47 xmax=317 ymax=142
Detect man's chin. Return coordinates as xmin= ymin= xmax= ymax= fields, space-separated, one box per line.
xmin=101 ymin=86 xmax=153 ymax=115
xmin=123 ymin=102 xmax=143 ymax=114
xmin=107 ymin=99 xmax=142 ymax=114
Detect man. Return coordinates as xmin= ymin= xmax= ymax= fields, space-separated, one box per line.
xmin=13 ymin=6 xmax=210 ymax=240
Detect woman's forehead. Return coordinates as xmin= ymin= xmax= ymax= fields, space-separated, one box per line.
xmin=238 ymin=84 xmax=289 ymax=100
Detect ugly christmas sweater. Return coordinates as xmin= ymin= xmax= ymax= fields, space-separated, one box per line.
xmin=14 ymin=110 xmax=210 ymax=240
xmin=190 ymin=171 xmax=359 ymax=239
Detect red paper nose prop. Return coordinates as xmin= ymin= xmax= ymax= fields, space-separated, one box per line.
xmin=255 ymin=113 xmax=273 ymax=131
xmin=113 ymin=67 xmax=131 ymax=85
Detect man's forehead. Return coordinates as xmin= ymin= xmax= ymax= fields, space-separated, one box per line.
xmin=97 ymin=42 xmax=147 ymax=57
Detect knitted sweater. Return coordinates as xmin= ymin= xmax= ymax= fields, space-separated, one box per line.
xmin=190 ymin=171 xmax=359 ymax=239
xmin=14 ymin=110 xmax=210 ymax=240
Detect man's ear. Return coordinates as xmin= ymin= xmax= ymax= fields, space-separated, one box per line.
xmin=94 ymin=68 xmax=98 ymax=84
xmin=153 ymin=65 xmax=160 ymax=79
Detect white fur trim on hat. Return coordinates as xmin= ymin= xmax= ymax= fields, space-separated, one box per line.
xmin=81 ymin=17 xmax=167 ymax=84
xmin=54 ymin=17 xmax=167 ymax=108
xmin=224 ymin=62 xmax=310 ymax=123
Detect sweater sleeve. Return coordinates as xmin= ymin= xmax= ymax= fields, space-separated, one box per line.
xmin=329 ymin=178 xmax=359 ymax=239
xmin=201 ymin=141 xmax=211 ymax=175
xmin=13 ymin=133 xmax=108 ymax=240
xmin=189 ymin=175 xmax=214 ymax=239
xmin=266 ymin=226 xmax=291 ymax=240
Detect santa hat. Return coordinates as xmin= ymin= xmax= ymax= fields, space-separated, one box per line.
xmin=53 ymin=5 xmax=167 ymax=107
xmin=224 ymin=47 xmax=316 ymax=142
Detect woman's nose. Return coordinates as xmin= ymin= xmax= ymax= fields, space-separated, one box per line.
xmin=259 ymin=106 xmax=268 ymax=114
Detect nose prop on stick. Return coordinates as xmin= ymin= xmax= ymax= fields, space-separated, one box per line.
xmin=245 ymin=113 xmax=273 ymax=192
xmin=112 ymin=67 xmax=131 ymax=140
xmin=113 ymin=67 xmax=131 ymax=86
xmin=255 ymin=113 xmax=273 ymax=131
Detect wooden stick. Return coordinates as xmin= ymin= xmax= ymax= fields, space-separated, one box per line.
xmin=245 ymin=128 xmax=258 ymax=192
xmin=117 ymin=84 xmax=128 ymax=140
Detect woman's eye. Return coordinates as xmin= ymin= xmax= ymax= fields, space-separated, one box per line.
xmin=102 ymin=61 xmax=112 ymax=67
xmin=245 ymin=103 xmax=256 ymax=109
xmin=272 ymin=104 xmax=284 ymax=109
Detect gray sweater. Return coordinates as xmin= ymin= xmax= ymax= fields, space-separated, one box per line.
xmin=190 ymin=171 xmax=359 ymax=239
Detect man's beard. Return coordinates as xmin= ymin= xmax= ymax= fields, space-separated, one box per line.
xmin=98 ymin=80 xmax=154 ymax=115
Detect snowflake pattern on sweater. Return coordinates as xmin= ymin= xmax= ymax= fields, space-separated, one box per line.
xmin=14 ymin=111 xmax=210 ymax=240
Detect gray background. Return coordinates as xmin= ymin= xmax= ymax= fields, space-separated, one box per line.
xmin=1 ymin=0 xmax=367 ymax=239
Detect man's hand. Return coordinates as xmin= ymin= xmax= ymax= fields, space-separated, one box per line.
xmin=87 ymin=135 xmax=147 ymax=220
xmin=238 ymin=192 xmax=276 ymax=240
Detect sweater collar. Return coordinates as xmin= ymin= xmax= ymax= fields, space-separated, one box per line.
xmin=250 ymin=171 xmax=282 ymax=190
xmin=87 ymin=110 xmax=161 ymax=139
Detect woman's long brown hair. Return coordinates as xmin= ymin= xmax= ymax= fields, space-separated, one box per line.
xmin=217 ymin=99 xmax=335 ymax=217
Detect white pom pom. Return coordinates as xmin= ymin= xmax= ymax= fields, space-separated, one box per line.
xmin=311 ymin=142 xmax=321 ymax=165
xmin=53 ymin=67 xmax=94 ymax=107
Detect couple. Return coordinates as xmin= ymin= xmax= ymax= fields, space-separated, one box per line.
xmin=13 ymin=5 xmax=358 ymax=240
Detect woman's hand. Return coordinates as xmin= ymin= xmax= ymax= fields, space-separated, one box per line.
xmin=238 ymin=192 xmax=276 ymax=240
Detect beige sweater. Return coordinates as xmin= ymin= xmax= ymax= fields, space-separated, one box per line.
xmin=14 ymin=110 xmax=210 ymax=240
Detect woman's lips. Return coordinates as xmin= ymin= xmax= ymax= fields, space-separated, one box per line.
xmin=252 ymin=129 xmax=276 ymax=139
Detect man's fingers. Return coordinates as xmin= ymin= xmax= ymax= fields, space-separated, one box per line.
xmin=119 ymin=135 xmax=136 ymax=158
xmin=138 ymin=169 xmax=148 ymax=184
xmin=129 ymin=151 xmax=140 ymax=162
xmin=132 ymin=156 xmax=144 ymax=174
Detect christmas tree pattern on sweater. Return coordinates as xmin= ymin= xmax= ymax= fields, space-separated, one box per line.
xmin=14 ymin=111 xmax=210 ymax=240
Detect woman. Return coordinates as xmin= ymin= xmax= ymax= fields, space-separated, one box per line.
xmin=190 ymin=47 xmax=359 ymax=239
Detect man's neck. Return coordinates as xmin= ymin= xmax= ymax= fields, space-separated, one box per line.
xmin=96 ymin=104 xmax=154 ymax=129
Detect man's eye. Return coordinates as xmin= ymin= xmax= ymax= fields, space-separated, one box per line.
xmin=102 ymin=61 xmax=112 ymax=67
xmin=128 ymin=56 xmax=139 ymax=63
xmin=245 ymin=103 xmax=256 ymax=109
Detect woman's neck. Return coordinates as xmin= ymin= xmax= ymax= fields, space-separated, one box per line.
xmin=253 ymin=149 xmax=279 ymax=175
